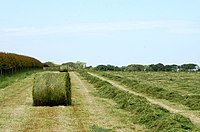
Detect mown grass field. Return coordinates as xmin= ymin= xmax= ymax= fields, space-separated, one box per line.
xmin=95 ymin=71 xmax=200 ymax=110
xmin=1 ymin=70 xmax=200 ymax=131
xmin=80 ymin=71 xmax=200 ymax=131
xmin=0 ymin=71 xmax=145 ymax=131
xmin=98 ymin=71 xmax=200 ymax=95
xmin=88 ymin=71 xmax=200 ymax=129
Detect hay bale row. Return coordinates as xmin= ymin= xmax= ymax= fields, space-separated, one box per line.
xmin=32 ymin=72 xmax=71 ymax=106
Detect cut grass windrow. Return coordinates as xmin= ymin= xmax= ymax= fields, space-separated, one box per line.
xmin=97 ymin=72 xmax=200 ymax=110
xmin=78 ymin=71 xmax=200 ymax=132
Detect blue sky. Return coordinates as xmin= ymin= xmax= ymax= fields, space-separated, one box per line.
xmin=0 ymin=0 xmax=200 ymax=66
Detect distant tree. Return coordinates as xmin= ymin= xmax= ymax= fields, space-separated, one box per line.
xmin=124 ymin=64 xmax=145 ymax=71
xmin=85 ymin=66 xmax=93 ymax=70
xmin=164 ymin=64 xmax=178 ymax=72
xmin=95 ymin=64 xmax=121 ymax=71
xmin=44 ymin=62 xmax=58 ymax=67
xmin=121 ymin=66 xmax=126 ymax=71
xmin=114 ymin=66 xmax=122 ymax=71
xmin=146 ymin=64 xmax=156 ymax=71
xmin=155 ymin=63 xmax=165 ymax=71
xmin=171 ymin=64 xmax=179 ymax=72
xmin=106 ymin=65 xmax=116 ymax=71
xmin=164 ymin=65 xmax=171 ymax=71
xmin=146 ymin=63 xmax=165 ymax=71
xmin=145 ymin=65 xmax=153 ymax=71
xmin=95 ymin=65 xmax=108 ymax=71
xmin=181 ymin=64 xmax=198 ymax=71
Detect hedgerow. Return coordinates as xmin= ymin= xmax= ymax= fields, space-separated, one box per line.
xmin=0 ymin=52 xmax=43 ymax=75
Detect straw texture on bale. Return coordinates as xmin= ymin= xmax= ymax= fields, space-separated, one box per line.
xmin=32 ymin=72 xmax=71 ymax=106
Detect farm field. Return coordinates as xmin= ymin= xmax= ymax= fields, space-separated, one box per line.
xmin=90 ymin=71 xmax=200 ymax=127
xmin=2 ymin=0 xmax=200 ymax=131
xmin=93 ymin=71 xmax=200 ymax=110
xmin=95 ymin=71 xmax=200 ymax=95
xmin=0 ymin=70 xmax=200 ymax=131
xmin=0 ymin=71 xmax=146 ymax=131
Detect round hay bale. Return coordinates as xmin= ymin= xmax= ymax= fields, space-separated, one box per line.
xmin=59 ymin=65 xmax=68 ymax=72
xmin=32 ymin=72 xmax=71 ymax=106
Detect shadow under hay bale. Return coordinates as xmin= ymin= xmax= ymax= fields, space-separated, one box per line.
xmin=32 ymin=72 xmax=71 ymax=106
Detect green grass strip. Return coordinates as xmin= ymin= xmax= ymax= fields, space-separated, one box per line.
xmin=0 ymin=70 xmax=42 ymax=89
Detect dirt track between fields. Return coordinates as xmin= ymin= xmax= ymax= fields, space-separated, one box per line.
xmin=88 ymin=72 xmax=200 ymax=127
xmin=0 ymin=72 xmax=144 ymax=131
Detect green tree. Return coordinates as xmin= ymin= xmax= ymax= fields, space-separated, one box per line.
xmin=181 ymin=64 xmax=198 ymax=71
xmin=124 ymin=64 xmax=145 ymax=71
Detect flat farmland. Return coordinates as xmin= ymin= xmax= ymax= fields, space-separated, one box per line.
xmin=95 ymin=71 xmax=200 ymax=110
xmin=0 ymin=71 xmax=144 ymax=131
xmin=1 ymin=70 xmax=200 ymax=131
xmin=98 ymin=71 xmax=200 ymax=95
xmin=90 ymin=71 xmax=200 ymax=128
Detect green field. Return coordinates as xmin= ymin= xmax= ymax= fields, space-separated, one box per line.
xmin=0 ymin=70 xmax=200 ymax=131
xmin=95 ymin=71 xmax=200 ymax=110
xmin=80 ymin=71 xmax=200 ymax=131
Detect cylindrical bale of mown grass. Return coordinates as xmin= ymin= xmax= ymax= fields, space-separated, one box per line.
xmin=32 ymin=72 xmax=71 ymax=106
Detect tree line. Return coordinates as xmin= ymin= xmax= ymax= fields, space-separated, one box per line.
xmin=94 ymin=63 xmax=200 ymax=72
xmin=0 ymin=52 xmax=43 ymax=75
xmin=43 ymin=61 xmax=200 ymax=72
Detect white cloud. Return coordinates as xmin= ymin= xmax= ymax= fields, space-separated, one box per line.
xmin=0 ymin=20 xmax=199 ymax=37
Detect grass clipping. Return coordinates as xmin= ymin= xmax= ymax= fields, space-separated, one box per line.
xmin=32 ymin=72 xmax=71 ymax=106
